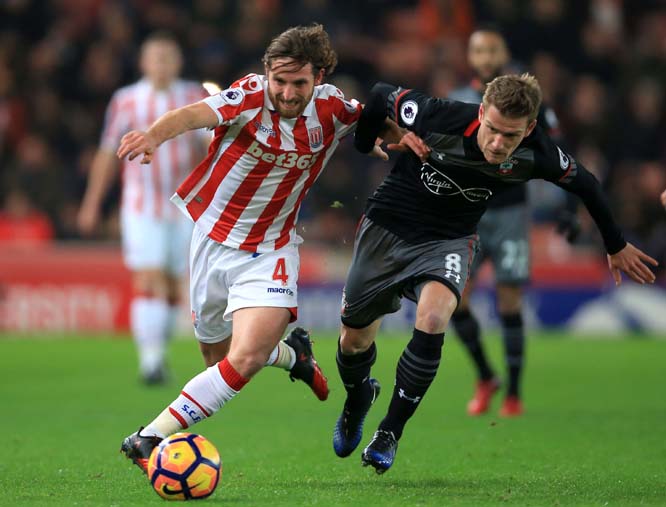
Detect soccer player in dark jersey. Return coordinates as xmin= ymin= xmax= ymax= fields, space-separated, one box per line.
xmin=447 ymin=28 xmax=577 ymax=417
xmin=332 ymin=73 xmax=658 ymax=474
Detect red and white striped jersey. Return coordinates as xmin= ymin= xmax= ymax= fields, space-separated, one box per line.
xmin=171 ymin=73 xmax=362 ymax=253
xmin=101 ymin=79 xmax=209 ymax=220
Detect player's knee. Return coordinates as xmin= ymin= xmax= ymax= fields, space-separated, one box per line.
xmin=415 ymin=311 xmax=449 ymax=334
xmin=340 ymin=326 xmax=374 ymax=354
xmin=496 ymin=285 xmax=523 ymax=314
xmin=225 ymin=352 xmax=264 ymax=378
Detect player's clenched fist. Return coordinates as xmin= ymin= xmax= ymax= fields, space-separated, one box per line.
xmin=117 ymin=131 xmax=157 ymax=164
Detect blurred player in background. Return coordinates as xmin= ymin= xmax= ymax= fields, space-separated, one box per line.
xmin=117 ymin=24 xmax=374 ymax=473
xmin=334 ymin=74 xmax=657 ymax=474
xmin=448 ymin=28 xmax=579 ymax=417
xmin=77 ymin=32 xmax=210 ymax=385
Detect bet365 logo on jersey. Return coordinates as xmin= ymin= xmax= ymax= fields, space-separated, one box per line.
xmin=247 ymin=140 xmax=320 ymax=170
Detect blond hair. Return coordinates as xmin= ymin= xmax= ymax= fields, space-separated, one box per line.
xmin=483 ymin=73 xmax=542 ymax=122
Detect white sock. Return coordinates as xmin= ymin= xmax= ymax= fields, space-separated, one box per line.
xmin=265 ymin=341 xmax=296 ymax=370
xmin=131 ymin=297 xmax=170 ymax=374
xmin=143 ymin=358 xmax=248 ymax=436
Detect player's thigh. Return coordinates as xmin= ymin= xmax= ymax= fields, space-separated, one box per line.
xmin=121 ymin=211 xmax=169 ymax=271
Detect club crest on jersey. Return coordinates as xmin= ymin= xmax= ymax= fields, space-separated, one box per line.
xmin=308 ymin=126 xmax=323 ymax=149
xmin=400 ymin=100 xmax=418 ymax=125
xmin=498 ymin=158 xmax=517 ymax=175
xmin=222 ymin=88 xmax=243 ymax=106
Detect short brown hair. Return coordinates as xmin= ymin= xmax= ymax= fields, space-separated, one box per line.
xmin=483 ymin=73 xmax=542 ymax=122
xmin=262 ymin=24 xmax=338 ymax=77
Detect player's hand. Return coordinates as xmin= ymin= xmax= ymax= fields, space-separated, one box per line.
xmin=660 ymin=189 xmax=666 ymax=209
xmin=386 ymin=131 xmax=431 ymax=162
xmin=76 ymin=202 xmax=99 ymax=236
xmin=607 ymin=242 xmax=658 ymax=286
xmin=117 ymin=130 xmax=158 ymax=164
xmin=555 ymin=210 xmax=581 ymax=243
xmin=368 ymin=138 xmax=390 ymax=161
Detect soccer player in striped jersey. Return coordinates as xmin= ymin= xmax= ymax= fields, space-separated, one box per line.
xmin=78 ymin=32 xmax=210 ymax=385
xmin=118 ymin=24 xmax=375 ymax=473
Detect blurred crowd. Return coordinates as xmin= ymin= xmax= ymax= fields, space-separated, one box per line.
xmin=0 ymin=0 xmax=665 ymax=273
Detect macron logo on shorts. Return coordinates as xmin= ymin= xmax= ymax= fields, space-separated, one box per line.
xmin=267 ymin=287 xmax=294 ymax=296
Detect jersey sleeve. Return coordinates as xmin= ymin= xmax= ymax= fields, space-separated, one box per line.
xmin=99 ymin=90 xmax=130 ymax=152
xmin=202 ymin=74 xmax=263 ymax=127
xmin=533 ymin=135 xmax=626 ymax=254
xmin=329 ymin=86 xmax=362 ymax=139
xmin=354 ymin=81 xmax=454 ymax=153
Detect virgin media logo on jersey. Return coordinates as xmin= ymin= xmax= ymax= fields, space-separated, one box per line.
xmin=420 ymin=163 xmax=492 ymax=202
xmin=247 ymin=140 xmax=320 ymax=170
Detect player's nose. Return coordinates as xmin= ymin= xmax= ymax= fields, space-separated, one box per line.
xmin=282 ymin=85 xmax=296 ymax=101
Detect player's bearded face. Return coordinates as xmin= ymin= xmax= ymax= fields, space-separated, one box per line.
xmin=266 ymin=59 xmax=323 ymax=118
xmin=477 ymin=104 xmax=535 ymax=164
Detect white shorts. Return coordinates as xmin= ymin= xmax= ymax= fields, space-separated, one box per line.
xmin=189 ymin=226 xmax=299 ymax=344
xmin=121 ymin=210 xmax=194 ymax=275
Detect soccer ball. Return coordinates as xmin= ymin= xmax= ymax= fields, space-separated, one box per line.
xmin=147 ymin=432 xmax=222 ymax=501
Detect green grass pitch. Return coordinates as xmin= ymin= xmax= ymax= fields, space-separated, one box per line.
xmin=1 ymin=331 xmax=665 ymax=506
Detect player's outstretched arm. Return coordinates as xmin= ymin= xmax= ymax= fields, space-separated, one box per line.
xmin=660 ymin=188 xmax=666 ymax=209
xmin=607 ymin=243 xmax=658 ymax=286
xmin=117 ymin=102 xmax=218 ymax=164
xmin=77 ymin=149 xmax=118 ymax=235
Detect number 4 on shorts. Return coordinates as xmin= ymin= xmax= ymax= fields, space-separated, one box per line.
xmin=273 ymin=258 xmax=288 ymax=285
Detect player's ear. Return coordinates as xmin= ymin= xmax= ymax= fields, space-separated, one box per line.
xmin=525 ymin=118 xmax=537 ymax=137
xmin=314 ymin=67 xmax=325 ymax=86
xmin=478 ymin=103 xmax=485 ymax=122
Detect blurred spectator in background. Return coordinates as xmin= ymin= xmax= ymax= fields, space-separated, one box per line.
xmin=0 ymin=179 xmax=54 ymax=246
xmin=446 ymin=27 xmax=576 ymax=417
xmin=77 ymin=32 xmax=209 ymax=384
xmin=0 ymin=0 xmax=663 ymax=279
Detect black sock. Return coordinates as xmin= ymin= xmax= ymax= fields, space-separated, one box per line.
xmin=501 ymin=313 xmax=524 ymax=397
xmin=451 ymin=309 xmax=494 ymax=381
xmin=378 ymin=329 xmax=444 ymax=440
xmin=336 ymin=340 xmax=377 ymax=409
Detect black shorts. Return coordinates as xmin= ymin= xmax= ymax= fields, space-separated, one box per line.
xmin=341 ymin=217 xmax=479 ymax=328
